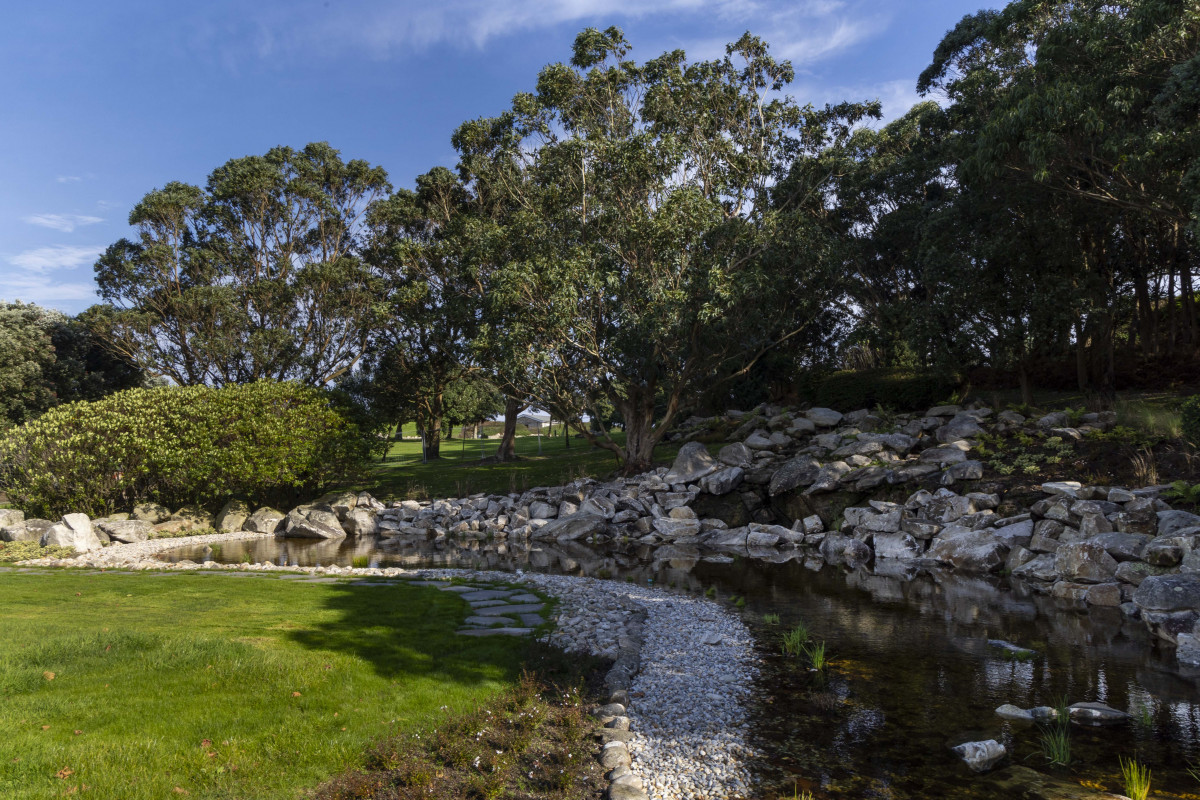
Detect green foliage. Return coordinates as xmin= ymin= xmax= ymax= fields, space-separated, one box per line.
xmin=803 ymin=640 xmax=828 ymax=671
xmin=0 ymin=381 xmax=372 ymax=518
xmin=781 ymin=623 xmax=811 ymax=657
xmin=0 ymin=541 xmax=76 ymax=562
xmin=1182 ymin=396 xmax=1200 ymax=447
xmin=762 ymin=613 xmax=780 ymax=625
xmin=811 ymin=369 xmax=957 ymax=413
xmin=1164 ymin=480 xmax=1200 ymax=506
xmin=1041 ymin=725 xmax=1071 ymax=768
xmin=94 ymin=142 xmax=389 ymax=388
xmin=1120 ymin=756 xmax=1151 ymax=800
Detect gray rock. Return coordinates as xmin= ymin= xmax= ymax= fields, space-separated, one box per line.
xmin=992 ymin=519 xmax=1034 ymax=548
xmin=41 ymin=513 xmax=102 ymax=552
xmin=995 ymin=704 xmax=1034 ymax=722
xmin=95 ymin=519 xmax=153 ymax=543
xmin=2 ymin=518 xmax=52 ymax=542
xmin=244 ymin=507 xmax=285 ymax=534
xmin=952 ymin=739 xmax=1006 ymax=772
xmin=534 ymin=514 xmax=607 ymax=542
xmin=0 ymin=509 xmax=24 ymax=529
xmin=1012 ymin=553 xmax=1059 ymax=582
xmin=874 ymin=533 xmax=924 ymax=560
xmin=284 ymin=513 xmax=346 ymax=539
xmin=529 ymin=501 xmax=557 ymax=519
xmin=927 ymin=529 xmax=1009 ymax=573
xmin=342 ymin=508 xmax=379 ymax=536
xmin=805 ymin=461 xmax=851 ymax=494
xmin=746 ymin=529 xmax=781 ymax=547
xmin=1088 ymin=532 xmax=1150 ymax=562
xmin=1133 ymin=573 xmax=1200 ymax=612
xmin=1159 ymin=510 xmax=1200 ymax=537
xmin=744 ymin=430 xmax=776 ymax=450
xmin=944 ymin=460 xmax=985 ymax=482
xmin=717 ymin=442 xmax=754 ymax=468
xmin=819 ymin=533 xmax=871 ymax=563
xmin=652 ymin=517 xmax=702 ymax=539
xmin=131 ymin=502 xmax=171 ymax=524
xmin=1144 ymin=538 xmax=1186 ymax=566
xmin=1068 ymin=702 xmax=1130 ymax=726
xmin=214 ymin=499 xmax=252 ymax=532
xmin=926 ymin=404 xmax=962 ymax=417
xmin=701 ymin=466 xmax=744 ymax=496
xmin=1054 ymin=541 xmax=1117 ymax=583
xmin=806 ymin=407 xmax=843 ymax=427
xmin=1040 ymin=480 xmax=1082 ymax=497
xmin=1086 ymin=583 xmax=1123 ymax=607
xmin=599 ymin=742 xmax=631 ymax=769
xmin=1177 ymin=633 xmax=1200 ymax=667
xmin=937 ymin=417 xmax=985 ymax=443
xmin=919 ymin=446 xmax=968 ymax=464
xmin=663 ymin=442 xmax=720 ymax=484
xmin=1037 ymin=412 xmax=1071 ymax=429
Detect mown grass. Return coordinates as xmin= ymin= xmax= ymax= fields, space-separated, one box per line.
xmin=359 ymin=429 xmax=684 ymax=501
xmin=0 ymin=571 xmax=534 ymax=800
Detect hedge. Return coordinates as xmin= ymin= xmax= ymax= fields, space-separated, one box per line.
xmin=811 ymin=369 xmax=959 ymax=413
xmin=0 ymin=381 xmax=371 ymax=518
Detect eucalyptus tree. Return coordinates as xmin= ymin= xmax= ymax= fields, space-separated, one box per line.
xmin=453 ymin=28 xmax=873 ymax=473
xmin=93 ymin=142 xmax=390 ymax=386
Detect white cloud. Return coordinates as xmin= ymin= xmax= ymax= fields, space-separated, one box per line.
xmin=56 ymin=175 xmax=83 ymax=183
xmin=271 ymin=0 xmax=885 ymax=63
xmin=23 ymin=214 xmax=105 ymax=233
xmin=0 ymin=272 xmax=98 ymax=308
xmin=9 ymin=245 xmax=105 ymax=273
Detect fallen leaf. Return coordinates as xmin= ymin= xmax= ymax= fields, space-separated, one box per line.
xmin=74 ymin=592 xmax=81 ymax=597
xmin=172 ymin=787 xmax=189 ymax=795
xmin=205 ymin=752 xmax=216 ymax=759
xmin=56 ymin=768 xmax=73 ymax=779
xmin=11 ymin=757 xmax=20 ymax=763
xmin=291 ymin=692 xmax=301 ymax=697
xmin=333 ymin=712 xmax=338 ymax=717
xmin=64 ymin=785 xmax=77 ymax=796
xmin=73 ymin=730 xmax=82 ymax=736
xmin=41 ymin=725 xmax=50 ymax=730
xmin=104 ymin=646 xmax=110 ymax=652
xmin=200 ymin=739 xmax=212 ymax=748
xmin=43 ymin=671 xmax=55 ymax=681
xmin=340 ymin=727 xmax=346 ymax=731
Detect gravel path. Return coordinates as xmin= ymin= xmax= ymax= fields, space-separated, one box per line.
xmin=20 ymin=533 xmax=762 ymax=799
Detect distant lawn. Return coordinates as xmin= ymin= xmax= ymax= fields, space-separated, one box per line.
xmin=0 ymin=571 xmax=532 ymax=800
xmin=360 ymin=429 xmax=685 ymax=500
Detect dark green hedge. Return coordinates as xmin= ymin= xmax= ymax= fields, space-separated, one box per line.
xmin=0 ymin=381 xmax=372 ymax=518
xmin=812 ymin=369 xmax=958 ymax=413
xmin=1183 ymin=395 xmax=1200 ymax=446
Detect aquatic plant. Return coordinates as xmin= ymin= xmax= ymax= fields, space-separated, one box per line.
xmin=208 ymin=543 xmax=222 ymax=560
xmin=352 ymin=555 xmax=370 ymax=568
xmin=1040 ymin=726 xmax=1070 ymax=767
xmin=1120 ymin=756 xmax=1151 ymax=800
xmin=734 ymin=596 xmax=746 ymax=608
xmin=803 ymin=640 xmax=828 ymax=671
xmin=762 ymin=613 xmax=780 ymax=625
xmin=705 ymin=586 xmax=717 ymax=598
xmin=780 ymin=623 xmax=810 ymax=656
xmin=240 ymin=551 xmax=253 ymax=564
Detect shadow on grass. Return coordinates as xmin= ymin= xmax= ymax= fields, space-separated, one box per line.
xmin=286 ymin=580 xmax=532 ymax=686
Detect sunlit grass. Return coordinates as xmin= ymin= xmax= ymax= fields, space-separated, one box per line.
xmin=1120 ymin=756 xmax=1152 ymax=800
xmin=0 ymin=571 xmax=529 ymax=800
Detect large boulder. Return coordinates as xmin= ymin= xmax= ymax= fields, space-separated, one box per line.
xmin=95 ymin=519 xmax=153 ymax=543
xmin=131 ymin=502 xmax=172 ymax=524
xmin=936 ymin=417 xmax=985 ymax=444
xmin=214 ymin=499 xmax=253 ymax=533
xmin=663 ymin=442 xmax=720 ymax=484
xmin=532 ymin=513 xmax=607 ymax=543
xmin=245 ymin=507 xmax=286 ymax=534
xmin=2 ymin=518 xmax=52 ymax=542
xmin=342 ymin=508 xmax=380 ymax=536
xmin=1133 ymin=573 xmax=1200 ymax=643
xmin=768 ymin=457 xmax=822 ymax=496
xmin=716 ymin=443 xmax=753 ymax=468
xmin=41 ymin=513 xmax=102 ymax=552
xmin=0 ymin=509 xmax=25 ymax=529
xmin=952 ymin=739 xmax=1006 ymax=773
xmin=1054 ymin=541 xmax=1118 ymax=583
xmin=700 ymin=467 xmax=744 ymax=496
xmin=805 ymin=407 xmax=843 ymax=427
xmin=1158 ymin=510 xmax=1200 ymax=537
xmin=927 ymin=529 xmax=1009 ymax=573
xmin=874 ymin=532 xmax=924 ymax=560
xmin=284 ymin=509 xmax=345 ymax=539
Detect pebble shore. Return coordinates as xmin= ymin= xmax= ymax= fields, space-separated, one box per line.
xmin=18 ymin=531 xmax=762 ymax=800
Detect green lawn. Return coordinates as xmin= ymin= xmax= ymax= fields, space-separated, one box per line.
xmin=0 ymin=571 xmax=533 ymax=800
xmin=361 ymin=429 xmax=684 ymax=500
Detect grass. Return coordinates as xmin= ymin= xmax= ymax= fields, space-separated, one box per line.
xmin=0 ymin=541 xmax=76 ymax=562
xmin=359 ymin=429 xmax=685 ymax=501
xmin=1120 ymin=756 xmax=1152 ymax=800
xmin=803 ymin=641 xmax=828 ymax=671
xmin=1040 ymin=726 xmax=1071 ymax=768
xmin=0 ymin=571 xmax=537 ymax=800
xmin=781 ymin=623 xmax=811 ymax=657
xmin=762 ymin=613 xmax=780 ymax=625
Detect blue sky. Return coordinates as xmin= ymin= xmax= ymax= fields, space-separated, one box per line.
xmin=0 ymin=0 xmax=999 ymax=314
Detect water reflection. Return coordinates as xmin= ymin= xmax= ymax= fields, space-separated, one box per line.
xmin=159 ymin=535 xmax=1200 ymax=798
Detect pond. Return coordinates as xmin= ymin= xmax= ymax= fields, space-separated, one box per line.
xmin=160 ymin=535 xmax=1200 ymax=799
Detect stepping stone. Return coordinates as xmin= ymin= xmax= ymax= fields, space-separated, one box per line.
xmin=348 ymin=580 xmax=393 ymax=586
xmin=519 ymin=613 xmax=546 ymax=627
xmin=474 ymin=603 xmax=544 ymax=616
xmin=406 ymin=580 xmax=449 ymax=587
xmin=460 ymin=589 xmax=517 ymax=602
xmin=464 ymin=615 xmax=517 ymax=627
xmin=300 ymin=577 xmax=341 ymax=583
xmin=507 ymin=593 xmax=542 ymax=603
xmin=438 ymin=585 xmax=484 ymax=593
xmin=468 ymin=599 xmax=512 ymax=608
xmin=457 ymin=627 xmax=533 ymax=637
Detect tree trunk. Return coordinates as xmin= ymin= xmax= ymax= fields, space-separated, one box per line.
xmin=1075 ymin=319 xmax=1090 ymax=392
xmin=426 ymin=391 xmax=444 ymax=459
xmin=496 ymin=396 xmax=521 ymax=462
xmin=1018 ymin=362 xmax=1033 ymax=408
xmin=620 ymin=394 xmax=657 ymax=475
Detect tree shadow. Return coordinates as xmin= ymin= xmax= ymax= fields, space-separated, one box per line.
xmin=286 ymin=580 xmax=532 ymax=687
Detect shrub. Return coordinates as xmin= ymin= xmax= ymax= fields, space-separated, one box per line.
xmin=0 ymin=381 xmax=372 ymax=518
xmin=1182 ymin=395 xmax=1200 ymax=446
xmin=811 ymin=368 xmax=958 ymax=412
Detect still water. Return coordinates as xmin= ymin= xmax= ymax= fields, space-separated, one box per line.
xmin=161 ymin=535 xmax=1200 ymax=798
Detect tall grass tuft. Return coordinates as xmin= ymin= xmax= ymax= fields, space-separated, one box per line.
xmin=1120 ymin=756 xmax=1151 ymax=800
xmin=1117 ymin=398 xmax=1182 ymax=440
xmin=781 ymin=623 xmax=810 ymax=657
xmin=1040 ymin=726 xmax=1070 ymax=767
xmin=803 ymin=640 xmax=828 ymax=671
